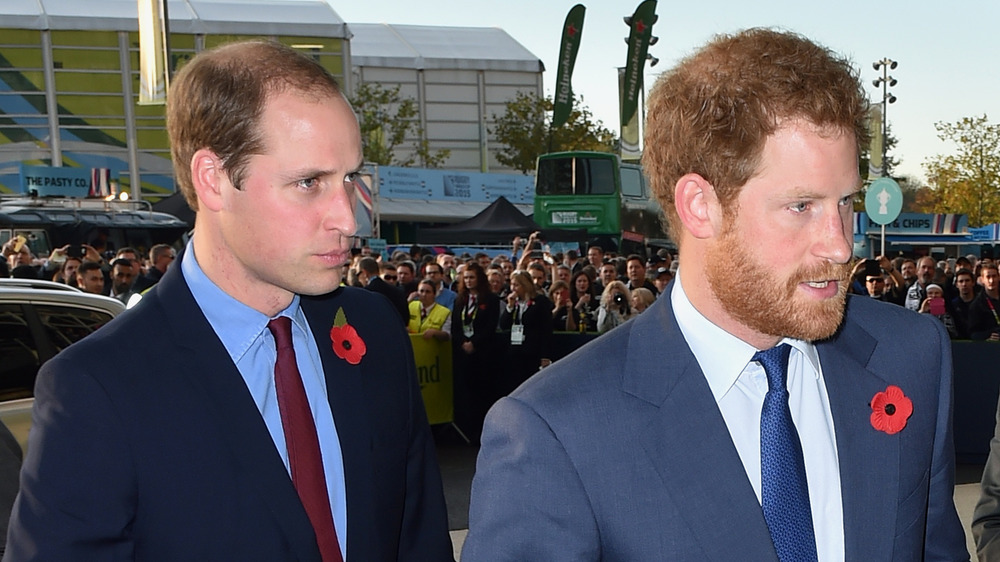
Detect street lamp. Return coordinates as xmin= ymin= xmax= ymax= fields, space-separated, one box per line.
xmin=872 ymin=58 xmax=898 ymax=176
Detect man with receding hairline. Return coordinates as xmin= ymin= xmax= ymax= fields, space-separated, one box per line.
xmin=7 ymin=40 xmax=452 ymax=561
xmin=464 ymin=28 xmax=965 ymax=561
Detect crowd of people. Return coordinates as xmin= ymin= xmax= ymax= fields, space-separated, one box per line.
xmin=1 ymin=238 xmax=177 ymax=305
xmin=850 ymin=253 xmax=1000 ymax=340
xmin=335 ymin=235 xmax=678 ymax=440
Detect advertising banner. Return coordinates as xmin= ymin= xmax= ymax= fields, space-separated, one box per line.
xmin=552 ymin=4 xmax=586 ymax=129
xmin=409 ymin=335 xmax=453 ymax=425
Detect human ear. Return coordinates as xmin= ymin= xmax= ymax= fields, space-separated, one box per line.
xmin=191 ymin=148 xmax=225 ymax=213
xmin=674 ymin=173 xmax=722 ymax=240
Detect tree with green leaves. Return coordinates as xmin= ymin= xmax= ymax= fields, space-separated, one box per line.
xmin=491 ymin=91 xmax=616 ymax=174
xmin=923 ymin=114 xmax=1000 ymax=227
xmin=350 ymin=83 xmax=450 ymax=168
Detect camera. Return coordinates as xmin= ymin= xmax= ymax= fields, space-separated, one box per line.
xmin=612 ymin=292 xmax=625 ymax=305
xmin=67 ymin=245 xmax=86 ymax=259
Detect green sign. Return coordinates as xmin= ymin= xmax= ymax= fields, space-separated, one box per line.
xmin=552 ymin=4 xmax=586 ymax=129
xmin=621 ymin=0 xmax=657 ymax=127
xmin=865 ymin=177 xmax=903 ymax=225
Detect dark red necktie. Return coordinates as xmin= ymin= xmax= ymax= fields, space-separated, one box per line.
xmin=267 ymin=317 xmax=344 ymax=562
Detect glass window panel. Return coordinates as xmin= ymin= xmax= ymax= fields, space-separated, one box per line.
xmin=34 ymin=303 xmax=115 ymax=353
xmin=51 ymin=30 xmax=119 ymax=48
xmin=0 ymin=304 xmax=39 ymax=401
xmin=51 ymin=48 xmax=121 ymax=72
xmin=0 ymin=29 xmax=42 ymax=47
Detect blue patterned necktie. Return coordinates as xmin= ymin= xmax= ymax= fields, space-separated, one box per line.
xmin=754 ymin=343 xmax=818 ymax=562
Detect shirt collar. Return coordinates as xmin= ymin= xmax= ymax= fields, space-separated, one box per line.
xmin=181 ymin=239 xmax=304 ymax=364
xmin=671 ymin=271 xmax=820 ymax=402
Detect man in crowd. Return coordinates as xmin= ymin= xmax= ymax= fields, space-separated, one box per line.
xmin=6 ymin=40 xmax=452 ymax=560
xmin=436 ymin=251 xmax=457 ymax=287
xmin=625 ymin=254 xmax=658 ymax=297
xmin=899 ymin=258 xmax=917 ymax=287
xmin=464 ymin=28 xmax=966 ymax=560
xmin=586 ymin=245 xmax=604 ymax=270
xmin=356 ymin=256 xmax=408 ymax=326
xmin=968 ymin=262 xmax=1000 ymax=340
xmin=904 ymin=256 xmax=936 ymax=311
xmin=598 ymin=261 xmax=618 ymax=294
xmin=132 ymin=243 xmax=176 ymax=293
xmin=424 ymin=261 xmax=457 ymax=310
xmin=486 ymin=265 xmax=508 ymax=299
xmin=396 ymin=260 xmax=418 ymax=298
xmin=379 ymin=261 xmax=399 ymax=286
xmin=527 ymin=262 xmax=548 ymax=296
xmin=951 ymin=268 xmax=977 ymax=339
xmin=74 ymin=261 xmax=105 ymax=295
xmin=108 ymin=258 xmax=138 ymax=304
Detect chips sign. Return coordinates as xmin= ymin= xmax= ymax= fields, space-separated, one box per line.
xmin=864 ymin=177 xmax=903 ymax=226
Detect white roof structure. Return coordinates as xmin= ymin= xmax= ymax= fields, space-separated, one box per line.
xmin=349 ymin=23 xmax=543 ymax=73
xmin=2 ymin=0 xmax=350 ymax=37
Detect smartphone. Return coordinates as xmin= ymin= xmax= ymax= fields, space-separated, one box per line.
xmin=67 ymin=245 xmax=86 ymax=259
xmin=12 ymin=235 xmax=27 ymax=253
xmin=929 ymin=297 xmax=946 ymax=316
xmin=863 ymin=259 xmax=881 ymax=277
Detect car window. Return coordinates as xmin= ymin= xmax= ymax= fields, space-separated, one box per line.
xmin=35 ymin=304 xmax=115 ymax=352
xmin=0 ymin=304 xmax=39 ymax=401
xmin=0 ymin=302 xmax=115 ymax=402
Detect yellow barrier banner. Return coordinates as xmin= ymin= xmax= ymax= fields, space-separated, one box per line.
xmin=409 ymin=335 xmax=453 ymax=425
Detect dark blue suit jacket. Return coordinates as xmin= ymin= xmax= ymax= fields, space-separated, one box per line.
xmin=463 ymin=288 xmax=968 ymax=560
xmin=5 ymin=266 xmax=453 ymax=561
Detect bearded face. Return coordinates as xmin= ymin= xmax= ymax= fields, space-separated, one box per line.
xmin=705 ymin=218 xmax=851 ymax=343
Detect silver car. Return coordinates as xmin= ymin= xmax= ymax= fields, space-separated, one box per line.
xmin=0 ymin=279 xmax=124 ymax=452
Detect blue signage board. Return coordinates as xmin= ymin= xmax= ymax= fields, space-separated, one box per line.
xmin=376 ymin=166 xmax=534 ymax=203
xmin=19 ymin=164 xmax=98 ymax=197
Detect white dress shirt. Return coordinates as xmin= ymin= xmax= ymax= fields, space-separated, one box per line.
xmin=671 ymin=274 xmax=845 ymax=561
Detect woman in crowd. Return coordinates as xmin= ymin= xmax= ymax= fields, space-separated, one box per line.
xmin=451 ymin=262 xmax=501 ymax=441
xmin=408 ymin=279 xmax=451 ymax=341
xmin=569 ymin=270 xmax=598 ymax=332
xmin=598 ymin=280 xmax=634 ymax=333
xmin=499 ymin=270 xmax=553 ymax=394
xmin=548 ymin=280 xmax=573 ymax=331
xmin=631 ymin=287 xmax=656 ymax=314
xmin=918 ymin=283 xmax=959 ymax=339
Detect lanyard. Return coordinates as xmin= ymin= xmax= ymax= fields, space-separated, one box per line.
xmin=463 ymin=295 xmax=478 ymax=325
xmin=987 ymin=295 xmax=1000 ymax=325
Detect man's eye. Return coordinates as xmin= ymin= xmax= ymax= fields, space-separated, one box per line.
xmin=345 ymin=172 xmax=361 ymax=185
xmin=297 ymin=177 xmax=320 ymax=190
xmin=789 ymin=202 xmax=809 ymax=213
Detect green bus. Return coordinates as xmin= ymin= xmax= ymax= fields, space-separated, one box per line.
xmin=532 ymin=151 xmax=672 ymax=254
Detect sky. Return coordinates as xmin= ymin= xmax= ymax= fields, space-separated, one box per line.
xmin=331 ymin=0 xmax=1000 ymax=182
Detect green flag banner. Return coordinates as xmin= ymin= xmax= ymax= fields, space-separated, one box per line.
xmin=621 ymin=0 xmax=657 ymax=127
xmin=552 ymin=4 xmax=586 ymax=129
xmin=619 ymin=68 xmax=641 ymax=161
xmin=867 ymin=104 xmax=884 ymax=180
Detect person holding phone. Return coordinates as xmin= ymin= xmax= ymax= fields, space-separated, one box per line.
xmin=918 ymin=283 xmax=958 ymax=338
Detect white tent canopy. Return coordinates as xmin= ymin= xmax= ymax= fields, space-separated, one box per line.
xmin=3 ymin=0 xmax=350 ymax=37
xmin=349 ymin=23 xmax=542 ymax=73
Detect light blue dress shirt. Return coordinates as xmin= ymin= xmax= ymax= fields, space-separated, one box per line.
xmin=181 ymin=242 xmax=348 ymax=558
xmin=671 ymin=272 xmax=844 ymax=561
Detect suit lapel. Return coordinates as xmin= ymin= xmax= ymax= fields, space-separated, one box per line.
xmin=817 ymin=316 xmax=898 ymax=561
xmin=154 ymin=267 xmax=320 ymax=560
xmin=625 ymin=296 xmax=779 ymax=560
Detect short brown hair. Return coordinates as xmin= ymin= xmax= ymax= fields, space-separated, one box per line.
xmin=643 ymin=28 xmax=868 ymax=242
xmin=167 ymin=40 xmax=344 ymax=210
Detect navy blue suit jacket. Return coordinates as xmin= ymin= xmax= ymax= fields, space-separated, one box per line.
xmin=6 ymin=266 xmax=453 ymax=561
xmin=463 ymin=287 xmax=968 ymax=560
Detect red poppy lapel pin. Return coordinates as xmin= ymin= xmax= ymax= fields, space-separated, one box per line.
xmin=869 ymin=385 xmax=913 ymax=435
xmin=329 ymin=307 xmax=366 ymax=365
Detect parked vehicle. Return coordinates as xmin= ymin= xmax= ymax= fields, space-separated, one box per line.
xmin=0 ymin=279 xmax=124 ymax=452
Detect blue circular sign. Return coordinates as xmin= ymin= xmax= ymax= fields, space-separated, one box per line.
xmin=865 ymin=178 xmax=903 ymax=226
